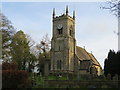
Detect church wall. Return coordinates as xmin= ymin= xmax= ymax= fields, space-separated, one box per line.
xmin=68 ymin=52 xmax=74 ymax=71
xmin=67 ymin=18 xmax=75 ymax=37
xmin=54 ymin=52 xmax=63 ymax=70
xmin=74 ymin=56 xmax=80 ymax=74
xmin=79 ymin=70 xmax=90 ymax=75
xmin=51 ymin=37 xmax=70 ymax=71
xmin=68 ymin=38 xmax=75 ymax=71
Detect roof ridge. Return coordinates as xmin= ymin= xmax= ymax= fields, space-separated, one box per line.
xmin=76 ymin=46 xmax=91 ymax=60
xmin=83 ymin=48 xmax=92 ymax=60
xmin=90 ymin=53 xmax=101 ymax=66
xmin=84 ymin=49 xmax=101 ymax=67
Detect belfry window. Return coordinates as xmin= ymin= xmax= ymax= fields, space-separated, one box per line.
xmin=57 ymin=24 xmax=63 ymax=35
xmin=70 ymin=30 xmax=72 ymax=36
xmin=58 ymin=29 xmax=63 ymax=35
xmin=57 ymin=60 xmax=62 ymax=70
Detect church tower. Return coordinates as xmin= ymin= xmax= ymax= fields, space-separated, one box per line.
xmin=51 ymin=6 xmax=76 ymax=74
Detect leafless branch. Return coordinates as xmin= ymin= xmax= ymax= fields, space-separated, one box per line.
xmin=102 ymin=0 xmax=120 ymax=17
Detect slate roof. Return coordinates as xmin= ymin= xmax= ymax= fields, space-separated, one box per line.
xmin=88 ymin=53 xmax=100 ymax=66
xmin=76 ymin=46 xmax=91 ymax=60
xmin=76 ymin=46 xmax=101 ymax=67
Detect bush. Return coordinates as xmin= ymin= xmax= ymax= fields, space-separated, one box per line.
xmin=2 ymin=61 xmax=32 ymax=89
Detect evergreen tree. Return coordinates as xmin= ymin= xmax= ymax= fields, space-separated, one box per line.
xmin=11 ymin=30 xmax=30 ymax=70
xmin=104 ymin=50 xmax=120 ymax=78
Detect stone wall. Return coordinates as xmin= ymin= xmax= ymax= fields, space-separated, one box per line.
xmin=44 ymin=80 xmax=120 ymax=88
xmin=44 ymin=74 xmax=120 ymax=88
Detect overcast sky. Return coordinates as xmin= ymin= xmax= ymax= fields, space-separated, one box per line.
xmin=2 ymin=2 xmax=118 ymax=68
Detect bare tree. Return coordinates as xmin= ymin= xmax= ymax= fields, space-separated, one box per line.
xmin=26 ymin=34 xmax=35 ymax=48
xmin=101 ymin=0 xmax=120 ymax=36
xmin=102 ymin=0 xmax=120 ymax=17
xmin=36 ymin=34 xmax=51 ymax=75
xmin=36 ymin=34 xmax=51 ymax=55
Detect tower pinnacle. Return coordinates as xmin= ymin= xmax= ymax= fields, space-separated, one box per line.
xmin=53 ymin=8 xmax=55 ymax=18
xmin=73 ymin=10 xmax=75 ymax=20
xmin=66 ymin=5 xmax=68 ymax=15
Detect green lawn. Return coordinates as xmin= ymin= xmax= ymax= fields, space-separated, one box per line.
xmin=47 ymin=75 xmax=69 ymax=80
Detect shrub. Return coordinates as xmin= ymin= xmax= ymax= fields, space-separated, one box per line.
xmin=2 ymin=61 xmax=32 ymax=89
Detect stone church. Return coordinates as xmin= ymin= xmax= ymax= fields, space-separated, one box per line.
xmin=48 ymin=6 xmax=102 ymax=76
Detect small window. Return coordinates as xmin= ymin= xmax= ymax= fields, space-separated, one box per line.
xmin=70 ymin=30 xmax=72 ymax=36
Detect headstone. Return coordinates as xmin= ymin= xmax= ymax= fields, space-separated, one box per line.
xmin=102 ymin=74 xmax=106 ymax=80
xmin=107 ymin=73 xmax=111 ymax=80
xmin=113 ymin=74 xmax=118 ymax=80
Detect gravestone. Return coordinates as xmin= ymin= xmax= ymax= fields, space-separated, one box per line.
xmin=113 ymin=74 xmax=118 ymax=80
xmin=107 ymin=73 xmax=111 ymax=80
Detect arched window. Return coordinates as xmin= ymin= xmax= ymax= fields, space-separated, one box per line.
xmin=58 ymin=29 xmax=63 ymax=35
xmin=70 ymin=30 xmax=72 ymax=36
xmin=57 ymin=60 xmax=62 ymax=70
xmin=69 ymin=25 xmax=73 ymax=36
